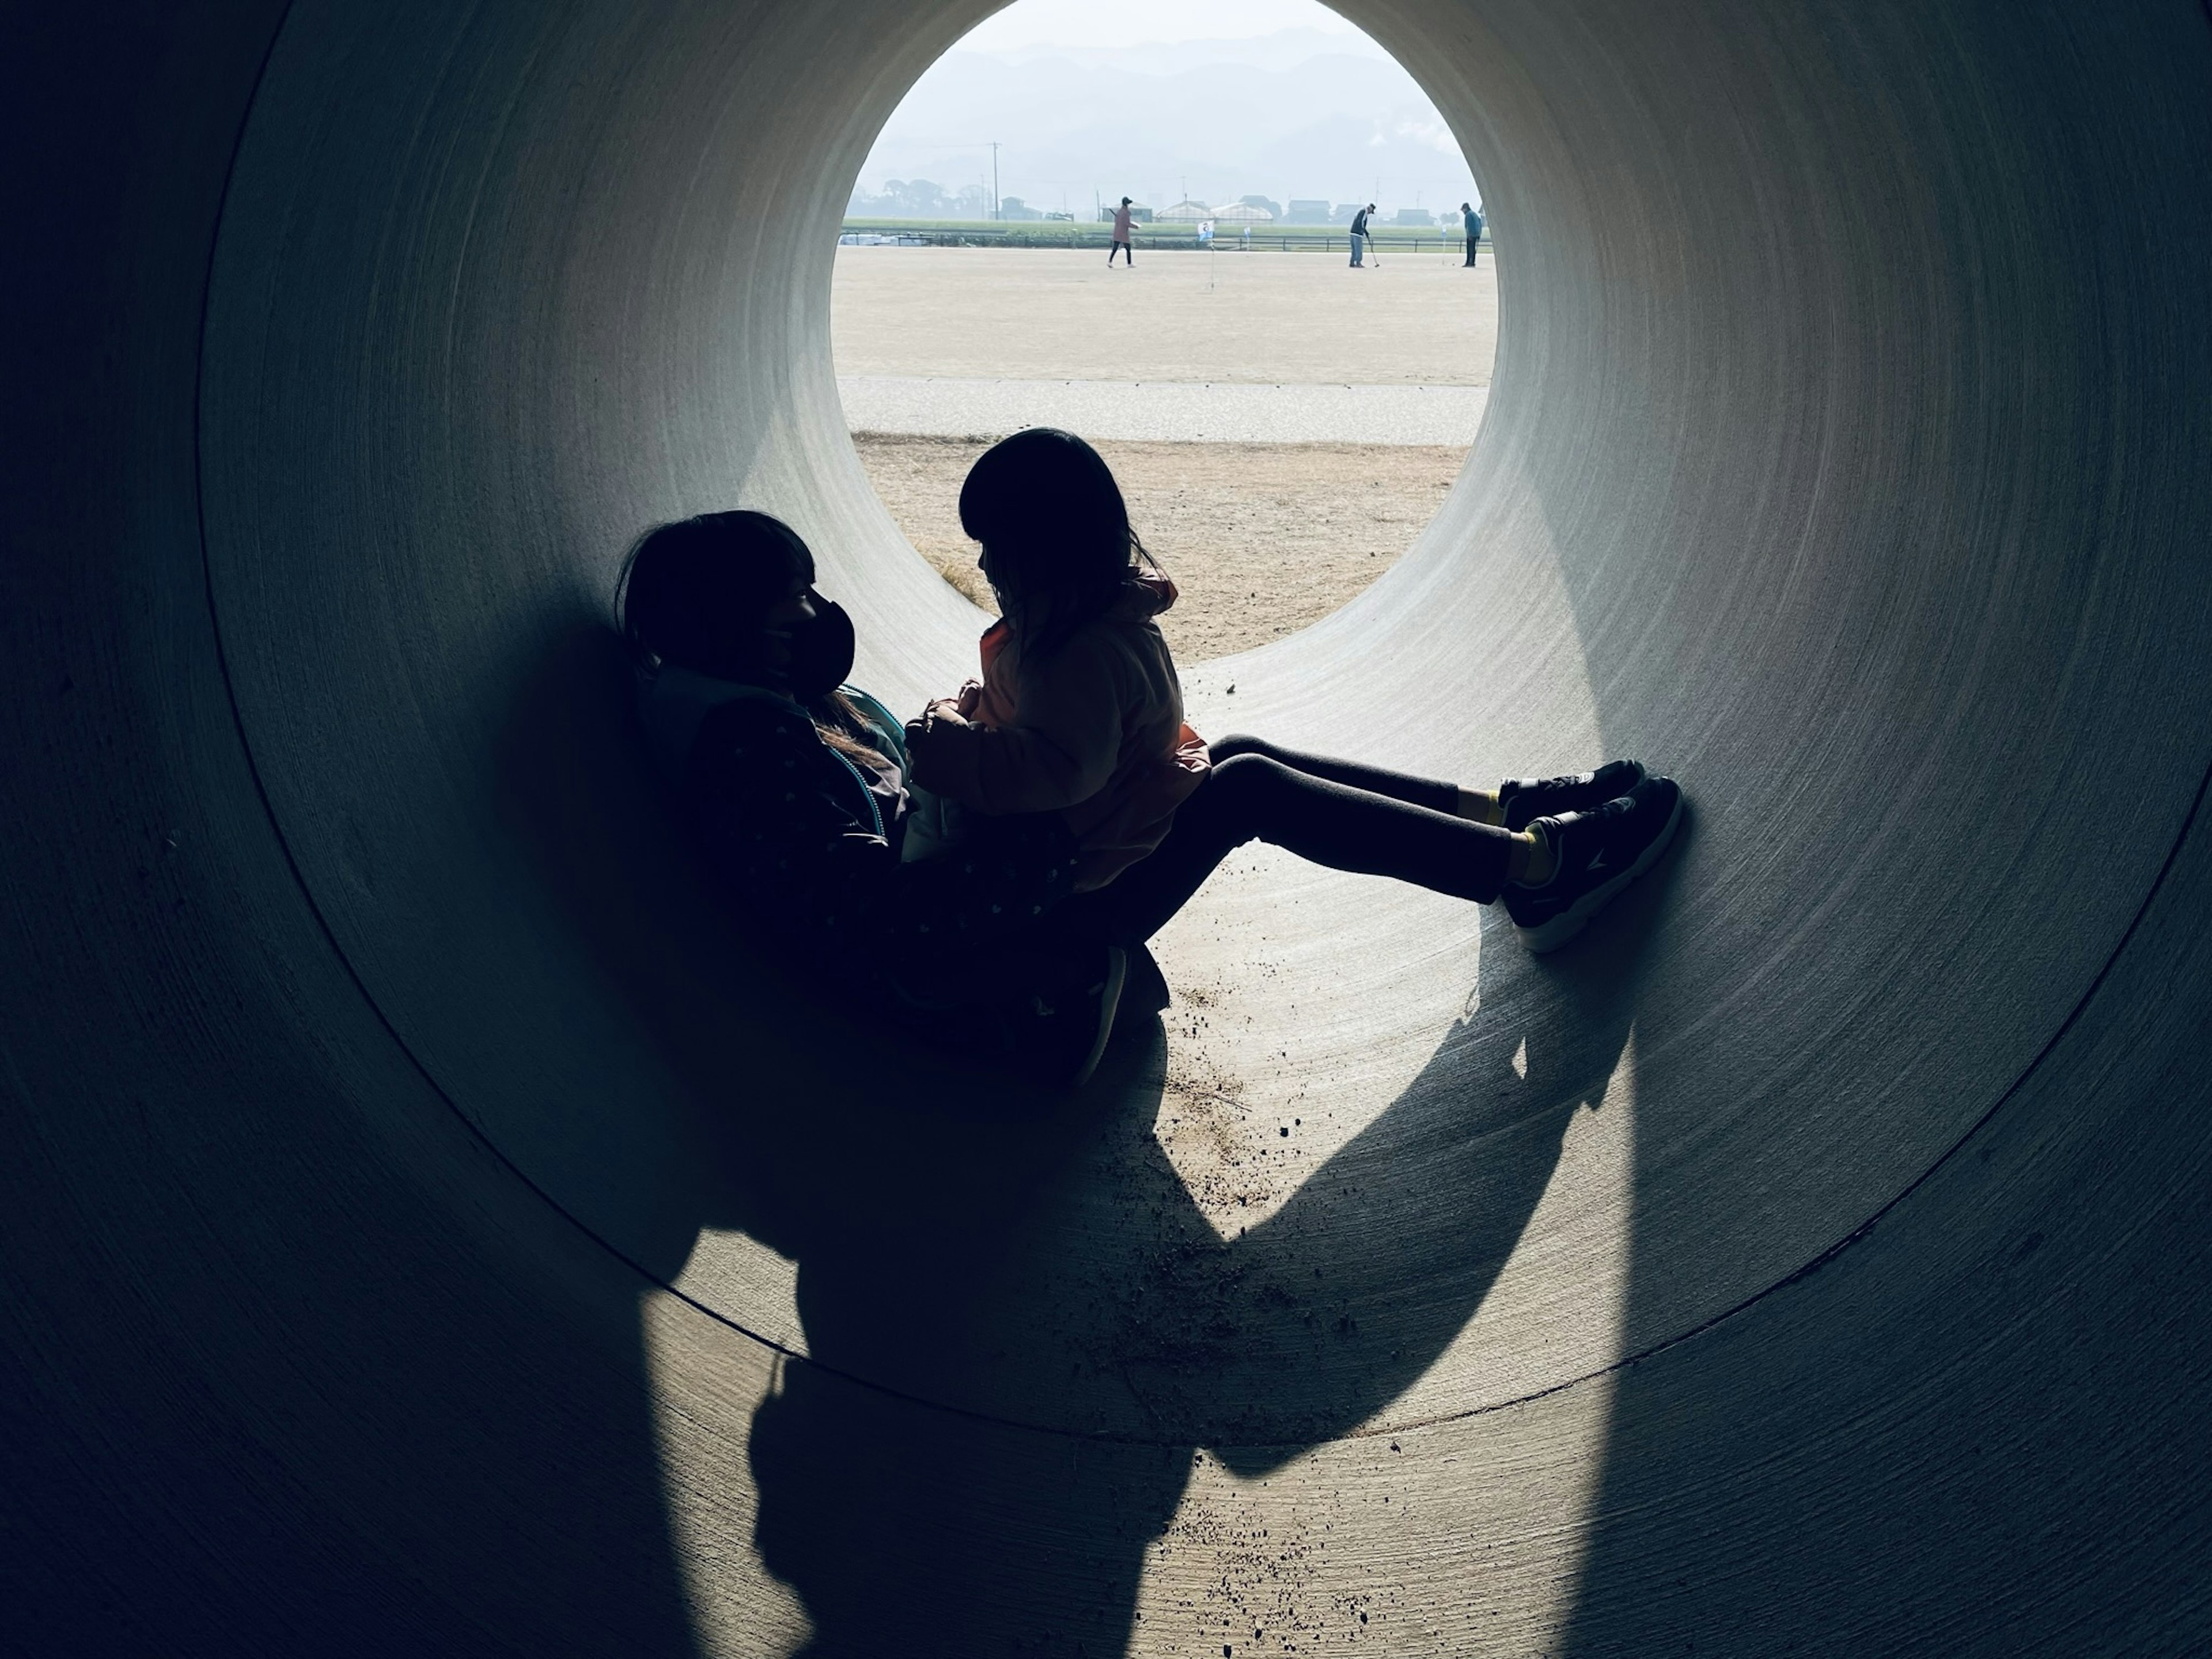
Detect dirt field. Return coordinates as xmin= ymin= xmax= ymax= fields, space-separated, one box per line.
xmin=855 ymin=433 xmax=1468 ymax=661
xmin=833 ymin=246 xmax=1497 ymax=386
xmin=836 ymin=247 xmax=1494 ymax=657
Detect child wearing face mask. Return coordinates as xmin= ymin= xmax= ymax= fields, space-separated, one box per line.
xmin=621 ymin=509 xmax=1130 ymax=1084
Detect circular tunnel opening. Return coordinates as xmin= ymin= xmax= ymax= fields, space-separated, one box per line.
xmin=180 ymin=3 xmax=2212 ymax=1643
xmin=13 ymin=0 xmax=2212 ymax=1652
xmin=196 ymin=0 xmax=1642 ymax=1448
xmin=831 ymin=0 xmax=1495 ymax=663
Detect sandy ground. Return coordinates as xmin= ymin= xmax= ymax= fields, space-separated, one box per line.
xmin=833 ymin=246 xmax=1497 ymax=386
xmin=836 ymin=247 xmax=1494 ymax=657
xmin=854 ymin=433 xmax=1468 ymax=661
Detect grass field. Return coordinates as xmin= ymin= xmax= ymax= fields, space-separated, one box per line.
xmin=843 ymin=215 xmax=1486 ymax=255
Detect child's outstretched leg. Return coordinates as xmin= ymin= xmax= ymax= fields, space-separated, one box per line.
xmin=1205 ymin=734 xmax=1642 ymax=836
xmin=1057 ymin=750 xmax=1536 ymax=946
xmin=1057 ymin=743 xmax=1679 ymax=954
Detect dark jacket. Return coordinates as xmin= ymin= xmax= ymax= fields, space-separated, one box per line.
xmin=684 ymin=695 xmax=904 ymax=950
xmin=1350 ymin=209 xmax=1370 ymax=237
xmin=637 ymin=666 xmax=1076 ymax=980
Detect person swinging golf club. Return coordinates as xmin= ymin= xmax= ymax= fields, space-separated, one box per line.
xmin=1349 ymin=202 xmax=1376 ymax=267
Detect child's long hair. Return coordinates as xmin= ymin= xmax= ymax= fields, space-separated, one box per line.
xmin=615 ymin=509 xmax=885 ymax=766
xmin=958 ymin=428 xmax=1162 ymax=657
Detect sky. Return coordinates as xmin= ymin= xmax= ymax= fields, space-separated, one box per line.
xmin=851 ymin=0 xmax=1479 ymax=218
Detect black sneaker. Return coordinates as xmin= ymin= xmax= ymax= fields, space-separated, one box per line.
xmin=1504 ymin=777 xmax=1683 ymax=952
xmin=1498 ymin=760 xmax=1647 ymax=832
xmin=1017 ymin=946 xmax=1128 ymax=1086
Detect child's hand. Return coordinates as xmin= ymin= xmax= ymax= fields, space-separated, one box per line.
xmin=953 ymin=680 xmax=983 ymax=718
xmin=906 ymin=699 xmax=971 ymax=757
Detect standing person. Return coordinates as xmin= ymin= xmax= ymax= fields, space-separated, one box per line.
xmin=1108 ymin=196 xmax=1135 ymax=267
xmin=1349 ymin=203 xmax=1376 ymax=267
xmin=1462 ymin=200 xmax=1485 ymax=268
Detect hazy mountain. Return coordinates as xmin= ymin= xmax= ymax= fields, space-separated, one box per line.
xmin=852 ymin=33 xmax=1480 ymax=219
xmin=982 ymin=26 xmax=1391 ymax=73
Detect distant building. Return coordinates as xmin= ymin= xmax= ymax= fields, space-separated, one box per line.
xmin=1211 ymin=200 xmax=1275 ymax=222
xmin=1156 ymin=199 xmax=1212 ymax=222
xmin=1392 ymin=206 xmax=1435 ymax=226
xmin=1098 ymin=202 xmax=1155 ymax=223
xmin=1331 ymin=203 xmax=1364 ymax=225
xmin=1236 ymin=194 xmax=1284 ymax=218
xmin=1284 ymin=199 xmax=1332 ymax=224
xmin=998 ymin=196 xmax=1044 ymax=222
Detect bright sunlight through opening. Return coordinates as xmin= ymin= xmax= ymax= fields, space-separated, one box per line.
xmin=835 ymin=0 xmax=1497 ymax=662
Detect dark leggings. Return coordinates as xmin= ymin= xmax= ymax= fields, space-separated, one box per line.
xmin=1054 ymin=734 xmax=1517 ymax=946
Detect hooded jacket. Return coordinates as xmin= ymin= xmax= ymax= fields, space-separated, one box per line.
xmin=907 ymin=573 xmax=1211 ymax=891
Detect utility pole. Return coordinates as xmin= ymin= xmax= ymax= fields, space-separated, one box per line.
xmin=990 ymin=141 xmax=1000 ymax=221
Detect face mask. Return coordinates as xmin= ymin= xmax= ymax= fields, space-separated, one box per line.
xmin=777 ymin=595 xmax=855 ymax=699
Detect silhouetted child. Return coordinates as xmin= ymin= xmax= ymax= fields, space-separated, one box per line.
xmin=620 ymin=509 xmax=1124 ymax=1082
xmin=906 ymin=427 xmax=1683 ymax=964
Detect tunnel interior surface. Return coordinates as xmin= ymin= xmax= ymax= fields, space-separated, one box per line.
xmin=8 ymin=1 xmax=2212 ymax=1654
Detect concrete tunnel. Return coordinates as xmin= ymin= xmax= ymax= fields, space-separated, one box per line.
xmin=7 ymin=0 xmax=2212 ymax=1652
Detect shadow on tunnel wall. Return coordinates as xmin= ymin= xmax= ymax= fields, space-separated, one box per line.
xmin=498 ymin=618 xmax=1672 ymax=1653
xmin=1525 ymin=2 xmax=2212 ymax=1649
xmin=1 ymin=7 xmax=710 ymax=1654
xmin=3 ymin=1089 xmax=707 ymax=1658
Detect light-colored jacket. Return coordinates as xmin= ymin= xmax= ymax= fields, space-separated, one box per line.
xmin=908 ymin=574 xmax=1210 ymax=890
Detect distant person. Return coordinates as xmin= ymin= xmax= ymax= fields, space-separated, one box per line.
xmin=907 ymin=428 xmax=1683 ymax=976
xmin=1349 ymin=203 xmax=1376 ymax=267
xmin=1108 ymin=197 xmax=1135 ymax=267
xmin=1198 ymin=218 xmax=1214 ymax=248
xmin=1462 ymin=201 xmax=1485 ymax=268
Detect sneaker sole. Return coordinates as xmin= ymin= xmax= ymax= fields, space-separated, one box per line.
xmin=1516 ymin=787 xmax=1684 ymax=954
xmin=1068 ymin=947 xmax=1128 ymax=1088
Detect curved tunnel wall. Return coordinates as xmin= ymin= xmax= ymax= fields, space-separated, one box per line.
xmin=7 ymin=1 xmax=2212 ymax=1653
